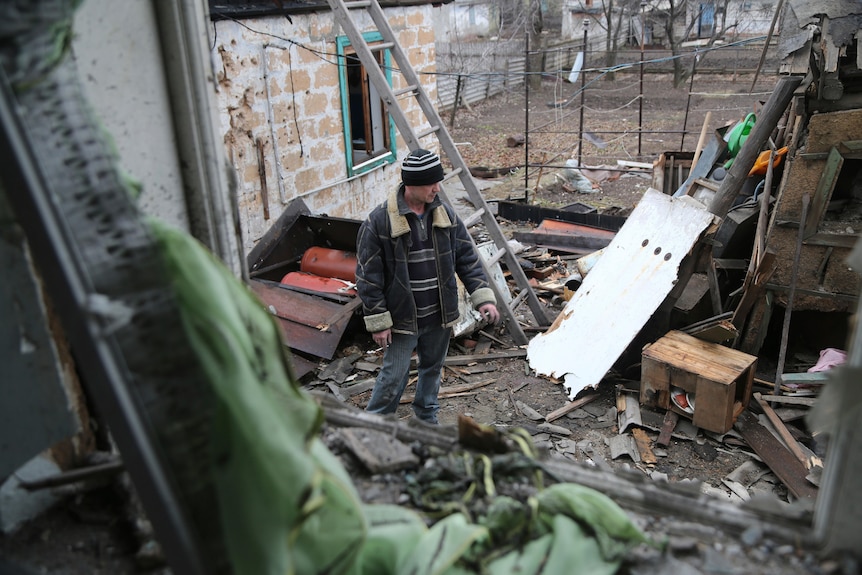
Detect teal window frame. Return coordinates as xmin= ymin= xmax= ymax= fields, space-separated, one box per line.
xmin=336 ymin=33 xmax=397 ymax=176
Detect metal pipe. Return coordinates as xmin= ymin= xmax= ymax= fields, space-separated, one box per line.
xmin=774 ymin=193 xmax=810 ymax=394
xmin=638 ymin=1 xmax=647 ymax=158
xmin=524 ymin=21 xmax=531 ymax=200
xmin=577 ymin=19 xmax=589 ymax=166
xmin=680 ymin=50 xmax=699 ymax=151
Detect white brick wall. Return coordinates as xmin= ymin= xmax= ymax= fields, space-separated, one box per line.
xmin=212 ymin=6 xmax=440 ymax=254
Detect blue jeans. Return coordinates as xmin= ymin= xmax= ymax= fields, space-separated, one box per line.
xmin=366 ymin=324 xmax=451 ymax=423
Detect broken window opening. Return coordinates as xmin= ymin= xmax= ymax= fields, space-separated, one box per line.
xmin=337 ymin=33 xmax=396 ymax=176
xmin=820 ymin=157 xmax=862 ymax=233
xmin=805 ymin=144 xmax=862 ymax=242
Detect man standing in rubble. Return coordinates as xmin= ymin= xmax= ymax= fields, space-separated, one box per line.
xmin=356 ymin=148 xmax=500 ymax=424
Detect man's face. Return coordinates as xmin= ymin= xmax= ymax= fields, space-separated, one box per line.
xmin=404 ymin=181 xmax=441 ymax=205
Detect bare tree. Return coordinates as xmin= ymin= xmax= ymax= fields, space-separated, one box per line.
xmin=573 ymin=0 xmax=641 ymax=81
xmin=657 ymin=0 xmax=740 ymax=87
xmin=605 ymin=0 xmax=641 ymax=80
xmin=527 ymin=0 xmax=545 ymax=88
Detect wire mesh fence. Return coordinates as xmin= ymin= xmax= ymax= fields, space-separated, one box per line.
xmin=436 ymin=39 xmax=782 ymax=166
xmin=436 ymin=39 xmax=780 ymax=109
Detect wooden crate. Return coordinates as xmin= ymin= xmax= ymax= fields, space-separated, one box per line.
xmin=640 ymin=330 xmax=757 ymax=433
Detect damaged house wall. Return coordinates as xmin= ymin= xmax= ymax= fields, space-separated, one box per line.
xmin=210 ymin=4 xmax=442 ymax=253
xmin=766 ymin=110 xmax=862 ymax=312
xmin=750 ymin=1 xmax=862 ymax=337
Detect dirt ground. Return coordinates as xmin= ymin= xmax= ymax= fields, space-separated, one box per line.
xmin=1 ymin=72 xmax=842 ymax=573
xmin=338 ymin=70 xmax=792 ymax=480
xmin=448 ymin=69 xmax=781 ymax=210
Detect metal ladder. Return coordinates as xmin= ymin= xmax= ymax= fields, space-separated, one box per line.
xmin=327 ymin=0 xmax=550 ymax=344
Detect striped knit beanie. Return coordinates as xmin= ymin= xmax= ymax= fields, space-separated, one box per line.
xmin=401 ymin=149 xmax=444 ymax=186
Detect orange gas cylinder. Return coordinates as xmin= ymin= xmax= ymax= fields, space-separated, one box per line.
xmin=300 ymin=246 xmax=357 ymax=282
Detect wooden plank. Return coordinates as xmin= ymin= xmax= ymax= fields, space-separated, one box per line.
xmin=731 ymin=250 xmax=778 ymax=329
xmin=442 ymin=349 xmax=527 ymax=365
xmin=686 ymin=320 xmax=738 ymax=343
xmin=780 ymin=372 xmax=830 ymax=384
xmin=400 ymin=378 xmax=496 ymax=404
xmin=656 ymin=410 xmax=679 ymax=447
xmin=631 ymin=428 xmax=657 ymax=465
xmin=754 ymin=393 xmax=811 ymax=468
xmin=545 ymin=393 xmax=599 ymax=422
xmin=693 ymin=177 xmax=720 ymax=191
xmin=759 ymin=394 xmax=816 ymax=407
xmin=805 ymin=147 xmax=843 ymax=237
xmin=735 ymin=410 xmax=818 ymax=499
xmin=528 ymin=190 xmax=716 ymax=400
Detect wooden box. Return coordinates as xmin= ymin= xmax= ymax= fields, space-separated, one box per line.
xmin=640 ymin=330 xmax=757 ymax=433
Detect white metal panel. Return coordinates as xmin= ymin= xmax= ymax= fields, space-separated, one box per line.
xmin=527 ymin=189 xmax=716 ymax=400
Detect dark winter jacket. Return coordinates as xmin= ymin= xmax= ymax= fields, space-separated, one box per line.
xmin=355 ymin=185 xmax=496 ymax=335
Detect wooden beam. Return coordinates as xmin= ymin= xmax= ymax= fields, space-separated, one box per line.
xmin=758 ymin=394 xmax=816 ymax=407
xmin=754 ymin=393 xmax=810 ymax=468
xmin=708 ymin=76 xmax=803 ymax=219
xmin=545 ymin=393 xmax=599 ymax=422
xmin=400 ymin=378 xmax=496 ymax=404
xmin=735 ymin=410 xmax=817 ymax=499
xmin=732 ymin=250 xmax=778 ymax=330
xmin=442 ymin=350 xmax=527 ymax=366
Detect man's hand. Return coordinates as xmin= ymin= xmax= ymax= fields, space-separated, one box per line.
xmin=372 ymin=328 xmax=392 ymax=349
xmin=477 ymin=303 xmax=500 ymax=325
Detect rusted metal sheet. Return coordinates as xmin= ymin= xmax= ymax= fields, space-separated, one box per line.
xmin=527 ymin=189 xmax=716 ymax=400
xmin=250 ymin=280 xmax=360 ymax=361
xmin=735 ymin=410 xmax=818 ymax=500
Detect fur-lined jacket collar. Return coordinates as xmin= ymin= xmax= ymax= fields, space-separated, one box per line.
xmin=386 ymin=184 xmax=453 ymax=238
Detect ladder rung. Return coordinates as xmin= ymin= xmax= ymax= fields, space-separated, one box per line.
xmin=486 ymin=247 xmax=506 ymax=267
xmin=325 ymin=0 xmax=549 ymax=338
xmin=462 ymin=208 xmax=485 ymax=228
xmin=442 ymin=167 xmax=463 ymax=181
xmin=509 ymin=289 xmax=530 ymax=310
xmin=369 ymin=42 xmax=395 ymax=52
xmin=416 ymin=125 xmax=440 ymax=139
xmin=393 ymin=85 xmax=419 ymax=98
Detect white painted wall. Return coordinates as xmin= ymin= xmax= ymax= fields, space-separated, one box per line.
xmin=435 ymin=0 xmax=498 ymax=43
xmin=72 ymin=0 xmax=189 ymax=231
